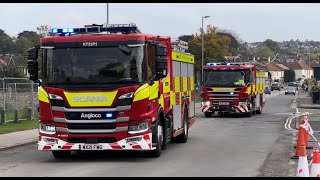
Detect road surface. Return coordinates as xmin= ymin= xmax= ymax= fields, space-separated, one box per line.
xmin=0 ymin=90 xmax=295 ymax=177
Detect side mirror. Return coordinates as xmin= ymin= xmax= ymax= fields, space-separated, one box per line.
xmin=156 ymin=44 xmax=167 ymax=56
xmin=27 ymin=47 xmax=39 ymax=82
xmin=154 ymin=44 xmax=168 ymax=81
xmin=27 ymin=47 xmax=39 ymax=59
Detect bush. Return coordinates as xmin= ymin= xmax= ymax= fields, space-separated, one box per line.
xmin=312 ymin=85 xmax=320 ymax=92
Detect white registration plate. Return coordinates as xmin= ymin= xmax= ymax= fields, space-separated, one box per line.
xmin=219 ymin=102 xmax=229 ymax=105
xmin=81 ymin=144 xmax=103 ymax=150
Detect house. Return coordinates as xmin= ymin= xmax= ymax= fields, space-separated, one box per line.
xmin=310 ymin=59 xmax=320 ymax=69
xmin=285 ymin=60 xmax=313 ymax=80
xmin=264 ymin=63 xmax=283 ymax=81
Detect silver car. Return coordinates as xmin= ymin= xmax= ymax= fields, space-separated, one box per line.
xmin=285 ymin=86 xmax=296 ymax=95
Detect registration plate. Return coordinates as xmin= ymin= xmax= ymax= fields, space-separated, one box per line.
xmin=219 ymin=102 xmax=229 ymax=105
xmin=81 ymin=144 xmax=103 ymax=150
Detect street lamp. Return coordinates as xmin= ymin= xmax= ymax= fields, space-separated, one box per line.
xmin=201 ymin=15 xmax=210 ymax=83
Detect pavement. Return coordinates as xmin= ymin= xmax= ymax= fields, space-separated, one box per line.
xmin=297 ymin=90 xmax=320 ymax=109
xmin=286 ymin=89 xmax=320 ymax=177
xmin=0 ymin=129 xmax=38 ymax=151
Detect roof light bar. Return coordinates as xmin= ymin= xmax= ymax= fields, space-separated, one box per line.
xmin=50 ymin=24 xmax=138 ymax=36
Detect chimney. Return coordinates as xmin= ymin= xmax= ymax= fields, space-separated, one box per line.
xmin=268 ymin=57 xmax=270 ymax=63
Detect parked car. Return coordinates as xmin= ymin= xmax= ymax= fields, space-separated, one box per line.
xmin=271 ymin=83 xmax=281 ymax=91
xmin=265 ymin=86 xmax=271 ymax=94
xmin=285 ymin=86 xmax=297 ymax=95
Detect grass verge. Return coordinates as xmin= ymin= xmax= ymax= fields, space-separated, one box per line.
xmin=0 ymin=119 xmax=38 ymax=135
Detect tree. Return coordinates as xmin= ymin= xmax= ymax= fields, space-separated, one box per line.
xmin=14 ymin=31 xmax=41 ymax=55
xmin=0 ymin=29 xmax=14 ymax=55
xmin=178 ymin=35 xmax=193 ymax=42
xmin=263 ymin=39 xmax=280 ymax=53
xmin=284 ymin=69 xmax=295 ymax=82
xmin=253 ymin=46 xmax=275 ymax=60
xmin=216 ymin=29 xmax=240 ymax=55
xmin=37 ymin=25 xmax=51 ymax=38
xmin=188 ymin=25 xmax=232 ymax=71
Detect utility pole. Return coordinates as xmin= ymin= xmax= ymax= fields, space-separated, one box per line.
xmin=201 ymin=16 xmax=210 ymax=83
xmin=106 ymin=3 xmax=109 ymax=26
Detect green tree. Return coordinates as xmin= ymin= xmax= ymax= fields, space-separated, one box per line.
xmin=253 ymin=46 xmax=275 ymax=60
xmin=263 ymin=39 xmax=280 ymax=53
xmin=216 ymin=30 xmax=240 ymax=55
xmin=188 ymin=25 xmax=232 ymax=71
xmin=0 ymin=29 xmax=14 ymax=54
xmin=14 ymin=31 xmax=41 ymax=55
xmin=178 ymin=35 xmax=194 ymax=42
xmin=284 ymin=69 xmax=295 ymax=82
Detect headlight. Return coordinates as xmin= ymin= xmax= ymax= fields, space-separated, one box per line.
xmin=39 ymin=123 xmax=56 ymax=135
xmin=119 ymin=92 xmax=134 ymax=99
xmin=239 ymin=102 xmax=247 ymax=105
xmin=128 ymin=122 xmax=149 ymax=134
xmin=201 ymin=101 xmax=210 ymax=106
xmin=48 ymin=93 xmax=63 ymax=100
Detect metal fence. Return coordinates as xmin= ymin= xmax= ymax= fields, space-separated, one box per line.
xmin=0 ymin=77 xmax=38 ymax=124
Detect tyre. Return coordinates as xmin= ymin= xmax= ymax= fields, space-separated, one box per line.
xmin=176 ymin=107 xmax=189 ymax=143
xmin=146 ymin=119 xmax=163 ymax=158
xmin=52 ymin=151 xmax=71 ymax=159
xmin=256 ymin=105 xmax=262 ymax=114
xmin=285 ymin=93 xmax=287 ymax=95
xmin=204 ymin=112 xmax=212 ymax=117
xmin=245 ymin=101 xmax=253 ymax=117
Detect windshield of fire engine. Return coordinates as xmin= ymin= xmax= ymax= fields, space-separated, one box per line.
xmin=203 ymin=70 xmax=247 ymax=87
xmin=43 ymin=45 xmax=146 ymax=85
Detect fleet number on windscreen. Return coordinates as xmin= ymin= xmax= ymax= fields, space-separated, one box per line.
xmin=83 ymin=42 xmax=98 ymax=47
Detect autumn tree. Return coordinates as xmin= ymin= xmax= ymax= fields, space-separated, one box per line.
xmin=188 ymin=25 xmax=232 ymax=72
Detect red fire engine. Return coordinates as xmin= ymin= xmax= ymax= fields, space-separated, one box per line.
xmin=27 ymin=24 xmax=195 ymax=158
xmin=201 ymin=62 xmax=267 ymax=117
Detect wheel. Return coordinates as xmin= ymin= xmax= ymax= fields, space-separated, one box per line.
xmin=146 ymin=119 xmax=163 ymax=158
xmin=175 ymin=107 xmax=189 ymax=143
xmin=204 ymin=112 xmax=212 ymax=117
xmin=245 ymin=101 xmax=253 ymax=117
xmin=285 ymin=93 xmax=287 ymax=95
xmin=52 ymin=151 xmax=71 ymax=159
xmin=256 ymin=105 xmax=262 ymax=114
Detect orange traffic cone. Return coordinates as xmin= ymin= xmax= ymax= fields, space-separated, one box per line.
xmin=295 ymin=126 xmax=307 ymax=156
xmin=310 ymin=148 xmax=320 ymax=177
xmin=301 ymin=116 xmax=310 ymax=146
xmin=296 ymin=143 xmax=309 ymax=177
xmin=292 ymin=126 xmax=310 ymax=159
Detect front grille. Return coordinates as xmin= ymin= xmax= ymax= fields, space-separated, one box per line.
xmin=50 ymin=99 xmax=67 ymax=107
xmin=206 ymin=88 xmax=242 ymax=100
xmin=67 ymin=138 xmax=117 ymax=143
xmin=66 ymin=123 xmax=117 ymax=130
xmin=65 ymin=112 xmax=118 ymax=120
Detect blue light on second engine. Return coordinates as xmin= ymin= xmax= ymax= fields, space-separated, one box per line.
xmin=106 ymin=113 xmax=113 ymax=118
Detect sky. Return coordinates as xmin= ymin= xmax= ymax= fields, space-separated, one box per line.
xmin=1 ymin=3 xmax=320 ymax=43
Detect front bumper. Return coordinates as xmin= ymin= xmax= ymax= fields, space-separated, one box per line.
xmin=202 ymin=102 xmax=249 ymax=113
xmin=38 ymin=133 xmax=153 ymax=151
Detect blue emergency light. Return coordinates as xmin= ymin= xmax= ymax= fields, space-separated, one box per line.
xmin=106 ymin=113 xmax=113 ymax=118
xmin=50 ymin=24 xmax=138 ymax=36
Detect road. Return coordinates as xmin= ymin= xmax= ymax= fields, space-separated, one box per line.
xmin=0 ymin=90 xmax=295 ymax=177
